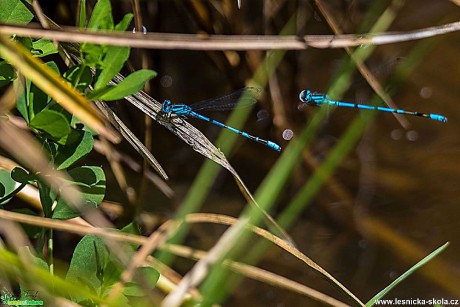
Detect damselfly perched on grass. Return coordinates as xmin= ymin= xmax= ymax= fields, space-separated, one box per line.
xmin=160 ymin=88 xmax=281 ymax=151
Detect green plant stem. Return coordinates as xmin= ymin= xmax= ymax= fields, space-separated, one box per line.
xmin=48 ymin=229 xmax=54 ymax=275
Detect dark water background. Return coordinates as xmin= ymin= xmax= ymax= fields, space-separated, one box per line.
xmin=42 ymin=0 xmax=460 ymax=305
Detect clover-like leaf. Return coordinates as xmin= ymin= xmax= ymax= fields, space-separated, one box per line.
xmin=52 ymin=166 xmax=105 ymax=220
xmin=55 ymin=130 xmax=94 ymax=170
xmin=29 ymin=109 xmax=71 ymax=140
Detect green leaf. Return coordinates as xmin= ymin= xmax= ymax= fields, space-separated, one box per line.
xmin=78 ymin=0 xmax=87 ymax=28
xmin=53 ymin=166 xmax=105 ymax=220
xmin=0 ymin=170 xmax=16 ymax=204
xmin=38 ymin=180 xmax=56 ymax=218
xmin=16 ymin=84 xmax=29 ymax=123
xmin=28 ymin=83 xmax=49 ymax=117
xmin=31 ymin=39 xmax=58 ymax=57
xmin=87 ymin=0 xmax=113 ymax=30
xmin=89 ymin=69 xmax=156 ymax=101
xmin=55 ymin=130 xmax=94 ymax=170
xmin=28 ymin=61 xmax=60 ymax=118
xmin=53 ymin=126 xmax=88 ymax=146
xmin=46 ymin=101 xmax=73 ymax=124
xmin=94 ymin=46 xmax=130 ymax=90
xmin=366 ymin=242 xmax=450 ymax=306
xmin=114 ymin=13 xmax=133 ymax=31
xmin=121 ymin=223 xmax=140 ymax=235
xmin=11 ymin=167 xmax=36 ymax=184
xmin=16 ymin=37 xmax=33 ymax=50
xmin=19 ymin=246 xmax=49 ymax=270
xmin=29 ymin=109 xmax=71 ymax=140
xmin=64 ymin=65 xmax=93 ymax=91
xmin=0 ymin=0 xmax=34 ymax=25
xmin=0 ymin=61 xmax=16 ymax=87
xmin=70 ymin=166 xmax=105 ymax=188
xmin=122 ymin=267 xmax=160 ymax=297
xmin=19 ymin=246 xmax=49 ymax=300
xmin=66 ymin=235 xmax=107 ymax=302
xmin=81 ymin=43 xmax=105 ymax=67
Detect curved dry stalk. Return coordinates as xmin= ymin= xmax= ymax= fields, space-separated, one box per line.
xmin=0 ymin=209 xmax=360 ymax=305
xmin=183 ymin=213 xmax=364 ymax=306
xmin=162 ymin=213 xmax=362 ymax=306
xmin=163 ymin=244 xmax=349 ymax=307
xmin=0 ymin=21 xmax=458 ymax=50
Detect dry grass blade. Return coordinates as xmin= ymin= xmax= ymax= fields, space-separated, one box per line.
xmin=0 ymin=35 xmax=118 ymax=143
xmin=164 ymin=244 xmax=349 ymax=307
xmin=121 ymin=82 xmax=233 ymax=171
xmin=1 ymin=22 xmax=459 ymax=50
xmin=184 ymin=213 xmax=363 ymax=306
xmin=0 ymin=208 xmax=198 ymax=301
xmin=95 ymin=100 xmax=168 ymax=180
xmin=0 ymin=83 xmax=18 ymax=114
xmin=92 ymin=140 xmax=173 ymax=197
xmin=144 ymin=257 xmax=202 ymax=302
xmin=99 ymin=137 xmax=136 ymax=204
xmin=162 ymin=213 xmax=362 ymax=306
xmin=161 ymin=216 xmax=251 ymax=307
xmin=19 ymin=5 xmax=169 ymax=181
xmin=0 ymin=209 xmax=146 ymax=245
xmin=0 ymin=209 xmax=354 ymax=304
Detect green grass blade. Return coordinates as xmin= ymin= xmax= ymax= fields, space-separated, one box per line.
xmin=366 ymin=242 xmax=450 ymax=307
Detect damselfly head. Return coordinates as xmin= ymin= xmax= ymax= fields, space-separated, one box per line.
xmin=299 ymin=90 xmax=312 ymax=103
xmin=161 ymin=100 xmax=172 ymax=114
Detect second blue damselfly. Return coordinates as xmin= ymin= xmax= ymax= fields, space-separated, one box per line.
xmin=299 ymin=90 xmax=447 ymax=122
xmin=160 ymin=88 xmax=281 ymax=151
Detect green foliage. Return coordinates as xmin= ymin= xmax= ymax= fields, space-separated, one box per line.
xmin=0 ymin=61 xmax=15 ymax=87
xmin=0 ymin=0 xmax=161 ymax=304
xmin=53 ymin=166 xmax=106 ymax=219
xmin=88 ymin=69 xmax=157 ymax=101
xmin=64 ymin=65 xmax=93 ymax=91
xmin=66 ymin=236 xmax=111 ymax=302
xmin=0 ymin=170 xmax=16 ymax=205
xmin=31 ymin=39 xmax=58 ymax=57
xmin=93 ymin=46 xmax=130 ymax=90
xmin=29 ymin=109 xmax=72 ymax=140
xmin=78 ymin=0 xmax=154 ymax=99
xmin=87 ymin=0 xmax=114 ymax=30
xmin=0 ymin=0 xmax=33 ymax=25
xmin=54 ymin=130 xmax=94 ymax=170
xmin=122 ymin=267 xmax=160 ymax=297
xmin=66 ymin=235 xmax=159 ymax=305
xmin=11 ymin=167 xmax=37 ymax=184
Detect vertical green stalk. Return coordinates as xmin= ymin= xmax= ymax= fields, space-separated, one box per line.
xmin=48 ymin=229 xmax=54 ymax=275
